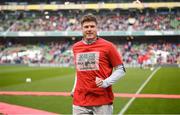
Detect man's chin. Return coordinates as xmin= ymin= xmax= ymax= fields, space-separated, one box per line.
xmin=85 ymin=36 xmax=96 ymax=40
xmin=86 ymin=38 xmax=94 ymax=40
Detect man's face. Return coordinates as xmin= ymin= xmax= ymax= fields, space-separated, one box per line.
xmin=82 ymin=21 xmax=97 ymax=40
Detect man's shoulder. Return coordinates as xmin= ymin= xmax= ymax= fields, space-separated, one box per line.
xmin=98 ymin=38 xmax=114 ymax=46
xmin=73 ymin=40 xmax=83 ymax=48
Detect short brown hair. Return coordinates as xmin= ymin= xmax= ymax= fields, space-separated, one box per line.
xmin=81 ymin=14 xmax=97 ymax=25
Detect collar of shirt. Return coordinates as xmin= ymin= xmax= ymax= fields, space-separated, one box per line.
xmin=82 ymin=37 xmax=98 ymax=45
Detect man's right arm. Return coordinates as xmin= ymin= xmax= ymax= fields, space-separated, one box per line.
xmin=71 ymin=74 xmax=77 ymax=97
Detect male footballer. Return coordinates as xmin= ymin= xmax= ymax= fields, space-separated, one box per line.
xmin=71 ymin=14 xmax=126 ymax=115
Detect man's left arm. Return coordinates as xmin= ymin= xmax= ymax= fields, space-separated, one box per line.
xmin=96 ymin=64 xmax=126 ymax=88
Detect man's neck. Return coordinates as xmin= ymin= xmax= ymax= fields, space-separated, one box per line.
xmin=83 ymin=37 xmax=97 ymax=45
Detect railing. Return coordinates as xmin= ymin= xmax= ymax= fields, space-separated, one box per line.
xmin=0 ymin=30 xmax=180 ymax=37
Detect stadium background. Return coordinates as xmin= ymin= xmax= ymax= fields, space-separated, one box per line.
xmin=0 ymin=0 xmax=180 ymax=114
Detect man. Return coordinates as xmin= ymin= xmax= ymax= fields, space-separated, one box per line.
xmin=71 ymin=14 xmax=126 ymax=115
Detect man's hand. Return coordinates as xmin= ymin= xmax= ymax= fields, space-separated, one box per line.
xmin=95 ymin=77 xmax=103 ymax=87
xmin=70 ymin=92 xmax=74 ymax=97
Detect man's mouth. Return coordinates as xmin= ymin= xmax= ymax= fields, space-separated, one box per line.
xmin=87 ymin=33 xmax=93 ymax=35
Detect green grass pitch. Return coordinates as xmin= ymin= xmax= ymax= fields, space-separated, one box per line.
xmin=0 ymin=66 xmax=180 ymax=114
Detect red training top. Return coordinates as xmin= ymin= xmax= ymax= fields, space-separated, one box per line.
xmin=72 ymin=38 xmax=123 ymax=106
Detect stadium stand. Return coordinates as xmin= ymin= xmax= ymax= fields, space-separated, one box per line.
xmin=0 ymin=0 xmax=179 ymax=68
xmin=0 ymin=9 xmax=179 ymax=32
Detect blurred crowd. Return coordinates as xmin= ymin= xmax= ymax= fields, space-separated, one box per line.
xmin=0 ymin=40 xmax=73 ymax=66
xmin=118 ymin=41 xmax=180 ymax=68
xmin=0 ymin=40 xmax=179 ymax=67
xmin=0 ymin=9 xmax=179 ymax=67
xmin=0 ymin=9 xmax=179 ymax=32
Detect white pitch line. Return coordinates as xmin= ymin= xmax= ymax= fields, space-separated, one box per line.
xmin=119 ymin=66 xmax=161 ymax=115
